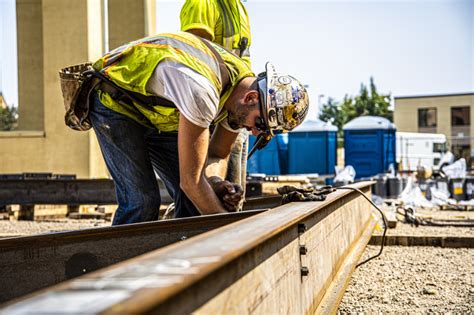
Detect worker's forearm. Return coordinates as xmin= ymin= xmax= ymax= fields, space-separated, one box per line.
xmin=181 ymin=176 xmax=227 ymax=215
xmin=177 ymin=116 xmax=228 ymax=215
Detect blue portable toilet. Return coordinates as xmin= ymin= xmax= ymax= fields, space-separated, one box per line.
xmin=343 ymin=116 xmax=396 ymax=179
xmin=287 ymin=120 xmax=338 ymax=175
xmin=247 ymin=134 xmax=288 ymax=175
xmin=277 ymin=133 xmax=289 ymax=174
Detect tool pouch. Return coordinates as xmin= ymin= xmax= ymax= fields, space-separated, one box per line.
xmin=59 ymin=63 xmax=100 ymax=131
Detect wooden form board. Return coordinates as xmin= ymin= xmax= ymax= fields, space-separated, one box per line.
xmin=1 ymin=182 xmax=374 ymax=314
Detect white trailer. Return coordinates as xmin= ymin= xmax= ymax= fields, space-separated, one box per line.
xmin=396 ymin=132 xmax=448 ymax=171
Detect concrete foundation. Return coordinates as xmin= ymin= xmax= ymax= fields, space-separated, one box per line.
xmin=0 ymin=0 xmax=154 ymax=178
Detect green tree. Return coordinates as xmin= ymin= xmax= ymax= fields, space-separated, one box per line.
xmin=0 ymin=106 xmax=19 ymax=131
xmin=351 ymin=77 xmax=393 ymax=121
xmin=319 ymin=97 xmax=345 ymax=134
xmin=319 ymin=77 xmax=393 ymax=134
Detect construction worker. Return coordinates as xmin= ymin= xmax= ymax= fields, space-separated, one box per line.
xmin=88 ymin=32 xmax=309 ymax=225
xmin=180 ymin=0 xmax=251 ymax=204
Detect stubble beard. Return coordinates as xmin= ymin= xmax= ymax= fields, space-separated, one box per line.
xmin=227 ymin=105 xmax=250 ymax=130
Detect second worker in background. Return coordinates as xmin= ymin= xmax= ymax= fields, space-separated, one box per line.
xmin=181 ymin=0 xmax=252 ymax=208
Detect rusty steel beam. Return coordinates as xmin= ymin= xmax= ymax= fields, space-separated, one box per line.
xmin=242 ymin=195 xmax=281 ymax=210
xmin=0 ymin=210 xmax=265 ymax=303
xmin=0 ymin=179 xmax=117 ymax=205
xmin=0 ymin=178 xmax=172 ymax=205
xmin=1 ymin=182 xmax=375 ymax=314
xmin=0 ymin=178 xmax=281 ymax=208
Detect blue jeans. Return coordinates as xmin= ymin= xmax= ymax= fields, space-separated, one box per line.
xmin=89 ymin=93 xmax=200 ymax=225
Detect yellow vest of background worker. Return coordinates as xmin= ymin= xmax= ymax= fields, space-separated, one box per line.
xmin=92 ymin=32 xmax=253 ymax=132
xmin=180 ymin=0 xmax=252 ymax=67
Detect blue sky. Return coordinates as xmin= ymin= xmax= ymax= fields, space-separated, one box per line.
xmin=1 ymin=0 xmax=473 ymax=119
xmin=156 ymin=0 xmax=474 ymax=119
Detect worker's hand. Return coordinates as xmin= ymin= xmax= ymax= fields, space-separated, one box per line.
xmin=221 ymin=182 xmax=244 ymax=211
xmin=208 ymin=176 xmax=244 ymax=212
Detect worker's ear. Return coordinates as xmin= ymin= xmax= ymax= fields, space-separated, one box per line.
xmin=243 ymin=90 xmax=259 ymax=107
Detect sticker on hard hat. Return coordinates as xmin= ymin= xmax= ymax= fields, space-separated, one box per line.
xmin=277 ymin=110 xmax=285 ymax=124
xmin=275 ymin=91 xmax=285 ymax=105
xmin=278 ymin=76 xmax=291 ymax=85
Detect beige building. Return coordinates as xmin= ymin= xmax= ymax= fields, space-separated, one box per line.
xmin=0 ymin=93 xmax=6 ymax=109
xmin=394 ymin=92 xmax=474 ymax=166
xmin=0 ymin=0 xmax=156 ymax=178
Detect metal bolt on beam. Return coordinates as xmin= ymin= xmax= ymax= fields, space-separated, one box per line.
xmin=299 ymin=245 xmax=308 ymax=255
xmin=301 ymin=266 xmax=309 ymax=277
xmin=298 ymin=223 xmax=307 ymax=234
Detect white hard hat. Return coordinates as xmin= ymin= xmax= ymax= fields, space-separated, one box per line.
xmin=256 ymin=62 xmax=310 ymax=136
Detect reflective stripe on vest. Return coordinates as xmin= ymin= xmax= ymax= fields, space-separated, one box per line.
xmin=106 ymin=36 xmax=221 ymax=83
xmin=95 ymin=33 xmax=223 ymax=94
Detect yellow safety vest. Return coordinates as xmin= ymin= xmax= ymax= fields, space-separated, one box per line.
xmin=92 ymin=32 xmax=254 ymax=132
xmin=180 ymin=0 xmax=252 ymax=67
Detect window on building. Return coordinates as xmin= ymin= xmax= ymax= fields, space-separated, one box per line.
xmin=451 ymin=106 xmax=470 ymax=126
xmin=418 ymin=108 xmax=437 ymax=128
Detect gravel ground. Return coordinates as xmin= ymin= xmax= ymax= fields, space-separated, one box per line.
xmin=338 ymin=245 xmax=474 ymax=313
xmin=340 ymin=207 xmax=474 ymax=313
xmin=0 ymin=219 xmax=110 ymax=238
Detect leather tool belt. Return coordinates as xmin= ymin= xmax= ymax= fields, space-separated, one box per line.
xmin=59 ymin=63 xmax=98 ymax=131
